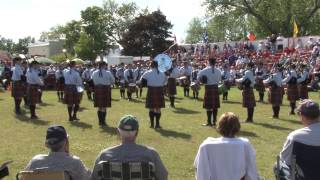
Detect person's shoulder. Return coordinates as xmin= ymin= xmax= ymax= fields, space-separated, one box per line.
xmin=287 ymin=127 xmax=310 ymax=140
xmin=199 ymin=137 xmax=221 ymax=147
xmin=31 ymin=154 xmax=48 ymax=160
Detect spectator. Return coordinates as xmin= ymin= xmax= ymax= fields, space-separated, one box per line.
xmin=24 ymin=125 xmax=91 ymax=180
xmin=279 ymin=99 xmax=320 ymax=166
xmin=194 ymin=112 xmax=258 ymax=180
xmin=90 ymin=115 xmax=168 ymax=180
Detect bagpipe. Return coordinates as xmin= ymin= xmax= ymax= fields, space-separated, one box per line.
xmin=237 ymin=78 xmax=251 ymax=90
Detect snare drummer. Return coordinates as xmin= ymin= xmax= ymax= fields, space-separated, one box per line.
xmin=166 ymin=60 xmax=180 ymax=107
xmin=180 ymin=61 xmax=192 ymax=97
xmin=124 ymin=64 xmax=136 ymax=101
xmin=197 ymin=58 xmax=221 ymax=127
xmin=140 ymin=61 xmax=167 ymax=128
xmin=134 ymin=63 xmax=145 ymax=98
xmin=63 ymin=60 xmax=83 ymax=122
xmin=116 ymin=63 xmax=126 ymax=99
xmin=92 ymin=61 xmax=115 ymax=126
xmin=81 ymin=63 xmax=93 ymax=100
xmin=191 ymin=63 xmax=200 ymax=99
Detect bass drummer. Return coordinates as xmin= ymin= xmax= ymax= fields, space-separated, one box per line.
xmin=124 ymin=64 xmax=136 ymax=101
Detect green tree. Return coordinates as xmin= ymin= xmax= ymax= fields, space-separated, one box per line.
xmin=14 ymin=36 xmax=35 ymax=54
xmin=74 ymin=32 xmax=96 ymax=60
xmin=63 ymin=20 xmax=81 ymax=54
xmin=39 ymin=25 xmax=65 ymax=41
xmin=185 ymin=18 xmax=205 ymax=44
xmin=204 ymin=0 xmax=320 ymax=38
xmin=120 ymin=10 xmax=173 ymax=57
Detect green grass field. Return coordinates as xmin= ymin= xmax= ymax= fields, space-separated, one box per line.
xmin=0 ymin=87 xmax=318 ymax=180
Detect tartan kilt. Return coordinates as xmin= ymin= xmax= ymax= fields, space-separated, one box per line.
xmin=268 ymin=87 xmax=282 ymax=106
xmin=181 ymin=77 xmax=191 ymax=88
xmin=223 ymin=80 xmax=231 ymax=90
xmin=94 ymin=85 xmax=111 ymax=108
xmin=298 ymin=84 xmax=308 ymax=99
xmin=84 ymin=80 xmax=93 ymax=92
xmin=44 ymin=75 xmax=56 ymax=87
xmin=63 ymin=85 xmax=81 ymax=105
xmin=27 ymin=85 xmax=41 ymax=105
xmin=242 ymin=87 xmax=256 ymax=108
xmin=56 ymin=81 xmax=65 ymax=91
xmin=255 ymin=78 xmax=265 ymax=92
xmin=146 ymin=86 xmax=165 ymax=109
xmin=11 ymin=81 xmax=26 ymax=98
xmin=203 ymin=85 xmax=220 ymax=109
xmin=287 ymin=84 xmax=299 ymax=102
xmin=167 ymin=78 xmax=177 ymax=95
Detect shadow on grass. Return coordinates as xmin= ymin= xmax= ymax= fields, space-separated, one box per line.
xmin=111 ymin=98 xmax=120 ymax=102
xmin=239 ymin=130 xmax=259 ymax=137
xmin=100 ymin=126 xmax=118 ymax=135
xmin=254 ymin=122 xmax=293 ymax=131
xmin=129 ymin=99 xmax=144 ymax=104
xmin=155 ymin=128 xmax=191 ymax=139
xmin=70 ymin=121 xmax=92 ymax=129
xmin=172 ymin=107 xmax=200 ymax=114
xmin=15 ymin=112 xmax=49 ymax=126
xmin=79 ymin=107 xmax=89 ymax=112
xmin=223 ymin=101 xmax=242 ymax=104
xmin=279 ymin=118 xmax=301 ymax=125
xmin=38 ymin=102 xmax=54 ymax=107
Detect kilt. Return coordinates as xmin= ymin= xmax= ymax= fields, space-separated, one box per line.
xmin=84 ymin=80 xmax=93 ymax=92
xmin=167 ymin=78 xmax=177 ymax=96
xmin=27 ymin=85 xmax=41 ymax=105
xmin=287 ymin=84 xmax=299 ymax=102
xmin=56 ymin=81 xmax=65 ymax=91
xmin=203 ymin=85 xmax=220 ymax=109
xmin=146 ymin=86 xmax=165 ymax=109
xmin=11 ymin=81 xmax=26 ymax=98
xmin=223 ymin=80 xmax=231 ymax=90
xmin=298 ymin=84 xmax=308 ymax=99
xmin=44 ymin=74 xmax=56 ymax=88
xmin=181 ymin=77 xmax=191 ymax=88
xmin=242 ymin=87 xmax=256 ymax=108
xmin=268 ymin=87 xmax=282 ymax=106
xmin=94 ymin=85 xmax=111 ymax=108
xmin=255 ymin=78 xmax=265 ymax=92
xmin=63 ymin=85 xmax=81 ymax=105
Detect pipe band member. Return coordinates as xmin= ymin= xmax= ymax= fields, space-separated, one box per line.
xmin=92 ymin=61 xmax=115 ymax=126
xmin=140 ymin=61 xmax=166 ymax=129
xmin=197 ymin=58 xmax=221 ymax=127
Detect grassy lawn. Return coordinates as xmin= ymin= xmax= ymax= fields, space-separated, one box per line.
xmin=0 ymin=87 xmax=318 ymax=180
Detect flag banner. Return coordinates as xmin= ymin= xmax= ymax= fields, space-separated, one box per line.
xmin=293 ymin=17 xmax=299 ymax=38
xmin=247 ymin=32 xmax=256 ymax=42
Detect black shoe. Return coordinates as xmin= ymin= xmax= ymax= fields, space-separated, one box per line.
xmin=69 ymin=117 xmax=74 ymax=122
xmin=155 ymin=125 xmax=162 ymax=129
xmin=73 ymin=116 xmax=80 ymax=121
xmin=31 ymin=115 xmax=38 ymax=119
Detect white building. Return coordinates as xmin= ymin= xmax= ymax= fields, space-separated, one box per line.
xmin=28 ymin=40 xmax=65 ymax=57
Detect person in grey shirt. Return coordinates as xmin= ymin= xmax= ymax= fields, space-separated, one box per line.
xmin=280 ymin=99 xmax=320 ymax=166
xmin=91 ymin=115 xmax=168 ymax=180
xmin=25 ymin=125 xmax=91 ymax=180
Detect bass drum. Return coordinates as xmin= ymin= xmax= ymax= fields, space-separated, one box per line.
xmin=154 ymin=54 xmax=172 ymax=73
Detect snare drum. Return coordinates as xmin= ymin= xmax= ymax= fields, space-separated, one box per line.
xmin=128 ymin=83 xmax=137 ymax=93
xmin=191 ymin=82 xmax=200 ymax=92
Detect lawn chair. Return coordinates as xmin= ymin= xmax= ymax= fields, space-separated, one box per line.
xmin=274 ymin=141 xmax=320 ymax=180
xmin=16 ymin=169 xmax=68 ymax=180
xmin=97 ymin=161 xmax=156 ymax=180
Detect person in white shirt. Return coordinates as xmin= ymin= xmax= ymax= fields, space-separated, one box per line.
xmin=26 ymin=60 xmax=44 ymax=119
xmin=55 ymin=65 xmax=65 ymax=101
xmin=116 ymin=63 xmax=126 ymax=98
xmin=236 ymin=62 xmax=256 ymax=122
xmin=194 ymin=112 xmax=258 ymax=180
xmin=180 ymin=61 xmax=192 ymax=97
xmin=11 ymin=57 xmax=25 ymax=114
xmin=124 ymin=64 xmax=136 ymax=101
xmin=140 ymin=61 xmax=167 ymax=128
xmin=91 ymin=61 xmax=115 ymax=126
xmin=197 ymin=58 xmax=221 ymax=126
xmin=282 ymin=64 xmax=299 ymax=115
xmin=297 ymin=64 xmax=309 ymax=100
xmin=263 ymin=64 xmax=283 ymax=118
xmin=134 ymin=63 xmax=145 ymax=98
xmin=166 ymin=60 xmax=180 ymax=107
xmin=82 ymin=64 xmax=93 ymax=100
xmin=63 ymin=60 xmax=83 ymax=122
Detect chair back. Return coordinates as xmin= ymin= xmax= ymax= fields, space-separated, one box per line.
xmin=98 ymin=161 xmax=156 ymax=180
xmin=17 ymin=170 xmax=66 ymax=180
xmin=292 ymin=141 xmax=320 ymax=179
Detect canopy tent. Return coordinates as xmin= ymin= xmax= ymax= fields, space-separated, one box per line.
xmin=72 ymin=58 xmax=85 ymax=64
xmin=27 ymin=57 xmax=55 ymax=64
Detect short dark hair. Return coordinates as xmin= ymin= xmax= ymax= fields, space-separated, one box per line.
xmin=47 ymin=139 xmax=66 ymax=152
xmin=297 ymin=99 xmax=320 ymax=120
xmin=217 ymin=112 xmax=241 ymax=138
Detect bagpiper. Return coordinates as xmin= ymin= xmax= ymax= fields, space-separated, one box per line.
xmin=166 ymin=60 xmax=180 ymax=107
xmin=140 ymin=61 xmax=166 ymax=128
xmin=63 ymin=60 xmax=83 ymax=121
xmin=11 ymin=57 xmax=25 ymax=114
xmin=82 ymin=63 xmax=94 ymax=100
xmin=26 ymin=60 xmax=44 ymax=119
xmin=180 ymin=61 xmax=192 ymax=97
xmin=116 ymin=63 xmax=126 ymax=99
xmin=297 ymin=64 xmax=310 ymax=100
xmin=191 ymin=63 xmax=200 ymax=99
xmin=197 ymin=58 xmax=221 ymax=126
xmin=134 ymin=63 xmax=145 ymax=98
xmin=92 ymin=61 xmax=115 ymax=126
xmin=236 ymin=62 xmax=256 ymax=123
xmin=255 ymin=62 xmax=267 ymax=102
xmin=55 ymin=65 xmax=65 ymax=102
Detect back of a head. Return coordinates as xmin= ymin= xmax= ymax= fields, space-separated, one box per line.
xmin=46 ymin=125 xmax=68 ymax=152
xmin=118 ymin=115 xmax=139 ymax=142
xmin=297 ymin=99 xmax=320 ymax=120
xmin=217 ymin=112 xmax=241 ymax=138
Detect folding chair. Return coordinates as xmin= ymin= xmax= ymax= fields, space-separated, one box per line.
xmin=97 ymin=161 xmax=156 ymax=180
xmin=16 ymin=170 xmax=67 ymax=180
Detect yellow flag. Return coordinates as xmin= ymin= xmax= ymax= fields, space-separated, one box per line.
xmin=293 ymin=17 xmax=299 ymax=38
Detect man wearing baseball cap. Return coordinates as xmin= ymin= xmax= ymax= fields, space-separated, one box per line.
xmin=24 ymin=125 xmax=91 ymax=180
xmin=279 ymin=99 xmax=320 ymax=166
xmin=91 ymin=115 xmax=168 ymax=180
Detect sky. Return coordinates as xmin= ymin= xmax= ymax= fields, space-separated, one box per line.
xmin=0 ymin=0 xmax=205 ymax=42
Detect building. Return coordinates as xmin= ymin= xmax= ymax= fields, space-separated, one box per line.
xmin=28 ymin=40 xmax=65 ymax=57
